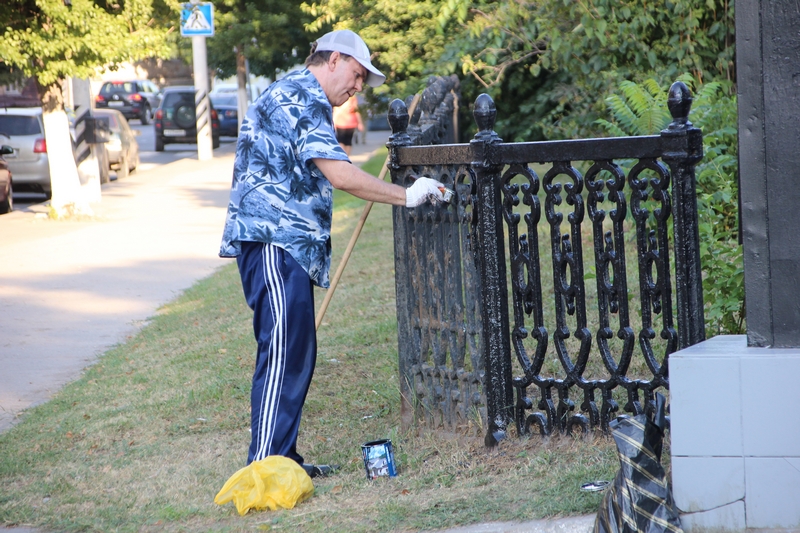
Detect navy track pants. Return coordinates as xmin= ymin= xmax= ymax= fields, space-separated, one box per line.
xmin=237 ymin=242 xmax=316 ymax=465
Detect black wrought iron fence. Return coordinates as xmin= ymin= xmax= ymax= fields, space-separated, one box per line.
xmin=389 ymin=79 xmax=705 ymax=445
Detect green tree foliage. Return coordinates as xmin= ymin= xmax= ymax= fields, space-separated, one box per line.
xmin=302 ymin=0 xmax=457 ymax=103
xmin=301 ymin=0 xmax=734 ymax=142
xmin=597 ymin=78 xmax=743 ymax=336
xmin=204 ymin=0 xmax=312 ymax=80
xmin=0 ymin=0 xmax=176 ymax=101
xmin=0 ymin=0 xmax=176 ymax=217
xmin=458 ymin=0 xmax=735 ymax=139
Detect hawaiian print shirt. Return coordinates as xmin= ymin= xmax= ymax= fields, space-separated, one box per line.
xmin=219 ymin=69 xmax=349 ymax=288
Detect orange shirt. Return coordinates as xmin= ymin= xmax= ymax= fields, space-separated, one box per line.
xmin=333 ymin=96 xmax=361 ymax=129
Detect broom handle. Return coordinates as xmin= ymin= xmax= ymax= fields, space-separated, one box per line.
xmin=315 ymin=94 xmax=421 ymax=331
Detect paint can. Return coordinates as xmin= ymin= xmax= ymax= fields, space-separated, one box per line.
xmin=361 ymin=439 xmax=398 ymax=480
xmin=438 ymin=186 xmax=454 ymax=203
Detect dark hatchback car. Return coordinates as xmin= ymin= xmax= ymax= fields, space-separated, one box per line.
xmin=95 ymin=80 xmax=162 ymax=125
xmin=154 ymin=86 xmax=220 ymax=151
xmin=209 ymin=94 xmax=238 ymax=137
xmin=0 ymin=140 xmax=13 ymax=214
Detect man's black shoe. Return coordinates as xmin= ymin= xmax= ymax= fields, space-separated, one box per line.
xmin=302 ymin=463 xmax=339 ymax=478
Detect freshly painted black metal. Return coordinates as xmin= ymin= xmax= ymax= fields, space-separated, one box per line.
xmin=470 ymin=94 xmax=515 ymax=445
xmin=389 ymin=79 xmax=705 ymax=442
xmin=661 ymin=83 xmax=705 ymax=350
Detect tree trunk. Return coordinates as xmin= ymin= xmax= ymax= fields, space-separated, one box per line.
xmin=39 ymin=82 xmax=93 ymax=218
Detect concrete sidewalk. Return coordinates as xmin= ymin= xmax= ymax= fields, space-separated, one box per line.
xmin=0 ymin=143 xmax=237 ymax=434
xmin=0 ymin=128 xmax=596 ymax=533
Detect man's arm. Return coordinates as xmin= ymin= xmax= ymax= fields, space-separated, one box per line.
xmin=313 ymin=158 xmax=406 ymax=206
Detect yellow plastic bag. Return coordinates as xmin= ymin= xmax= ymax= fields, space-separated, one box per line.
xmin=214 ymin=456 xmax=314 ymax=515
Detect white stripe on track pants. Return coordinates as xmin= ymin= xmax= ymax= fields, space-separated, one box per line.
xmin=237 ymin=242 xmax=316 ymax=465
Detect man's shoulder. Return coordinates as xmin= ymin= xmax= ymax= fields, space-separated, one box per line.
xmin=255 ymin=79 xmax=325 ymax=128
xmin=267 ymin=70 xmax=322 ymax=100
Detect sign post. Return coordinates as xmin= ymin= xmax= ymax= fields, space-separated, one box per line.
xmin=181 ymin=1 xmax=214 ymax=161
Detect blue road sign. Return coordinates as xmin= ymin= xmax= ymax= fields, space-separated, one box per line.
xmin=181 ymin=3 xmax=214 ymax=37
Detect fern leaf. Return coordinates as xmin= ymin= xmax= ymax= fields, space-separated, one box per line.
xmin=595 ymin=119 xmax=629 ymax=137
xmin=605 ymin=94 xmax=638 ymax=134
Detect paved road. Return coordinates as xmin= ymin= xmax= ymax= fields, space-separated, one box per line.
xmin=8 ymin=122 xmax=235 ymax=211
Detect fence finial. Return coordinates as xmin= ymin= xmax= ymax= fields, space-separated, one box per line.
xmin=388 ymin=98 xmax=410 ymax=134
xmin=473 ymin=93 xmax=497 ymax=138
xmin=388 ymin=98 xmax=413 ymax=148
xmin=667 ymin=81 xmax=693 ymax=129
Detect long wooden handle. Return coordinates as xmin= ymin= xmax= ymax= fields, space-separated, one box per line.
xmin=314 ymin=180 xmax=382 ymax=330
xmin=315 ymin=94 xmax=421 ymax=331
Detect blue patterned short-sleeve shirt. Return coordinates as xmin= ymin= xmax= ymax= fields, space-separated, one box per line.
xmin=219 ymin=69 xmax=349 ymax=288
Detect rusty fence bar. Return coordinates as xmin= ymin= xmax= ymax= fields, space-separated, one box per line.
xmin=388 ymin=79 xmax=704 ymax=445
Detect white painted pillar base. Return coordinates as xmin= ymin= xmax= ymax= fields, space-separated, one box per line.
xmin=77 ymin=153 xmax=102 ymax=204
xmin=670 ymin=335 xmax=800 ymax=532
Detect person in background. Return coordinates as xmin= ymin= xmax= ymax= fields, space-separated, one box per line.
xmin=219 ymin=29 xmax=445 ymax=478
xmin=333 ymin=94 xmax=364 ymax=156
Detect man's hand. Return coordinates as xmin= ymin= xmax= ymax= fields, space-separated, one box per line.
xmin=406 ymin=177 xmax=445 ymax=208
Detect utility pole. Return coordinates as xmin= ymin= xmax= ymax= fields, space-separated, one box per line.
xmin=181 ymin=0 xmax=215 ymax=160
xmin=192 ymin=34 xmax=213 ymax=160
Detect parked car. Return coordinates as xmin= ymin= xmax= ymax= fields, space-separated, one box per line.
xmin=95 ymin=80 xmax=162 ymax=125
xmin=0 ymin=107 xmax=52 ymax=197
xmin=92 ymin=109 xmax=140 ymax=178
xmin=210 ymin=83 xmax=238 ymax=96
xmin=209 ymin=94 xmax=238 ymax=137
xmin=153 ymin=86 xmax=220 ymax=152
xmin=0 ymin=139 xmax=13 ymax=214
xmin=210 ymin=81 xmax=262 ymax=101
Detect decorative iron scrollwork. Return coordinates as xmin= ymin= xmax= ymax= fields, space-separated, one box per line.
xmin=389 ymin=80 xmax=704 ymax=442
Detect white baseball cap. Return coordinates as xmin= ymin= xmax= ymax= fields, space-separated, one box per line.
xmin=314 ymin=29 xmax=386 ymax=88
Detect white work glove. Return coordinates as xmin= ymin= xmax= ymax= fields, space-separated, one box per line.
xmin=405 ymin=176 xmax=445 ymax=208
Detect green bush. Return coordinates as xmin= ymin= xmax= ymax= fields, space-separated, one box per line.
xmin=597 ymin=77 xmax=744 ymax=336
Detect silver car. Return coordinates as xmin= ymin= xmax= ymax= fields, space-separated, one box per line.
xmin=0 ymin=107 xmax=51 ymax=197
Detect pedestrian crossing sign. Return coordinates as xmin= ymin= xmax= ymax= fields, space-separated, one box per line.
xmin=181 ymin=2 xmax=214 ymax=37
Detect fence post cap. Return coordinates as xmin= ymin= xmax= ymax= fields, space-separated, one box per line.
xmin=473 ymin=93 xmax=496 ymax=133
xmin=388 ymin=98 xmax=409 ymax=134
xmin=667 ymin=81 xmax=693 ymax=128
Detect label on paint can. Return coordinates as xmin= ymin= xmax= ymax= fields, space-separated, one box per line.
xmin=361 ymin=439 xmax=398 ymax=480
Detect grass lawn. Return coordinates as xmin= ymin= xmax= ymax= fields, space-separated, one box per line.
xmin=0 ymin=148 xmax=620 ymax=533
